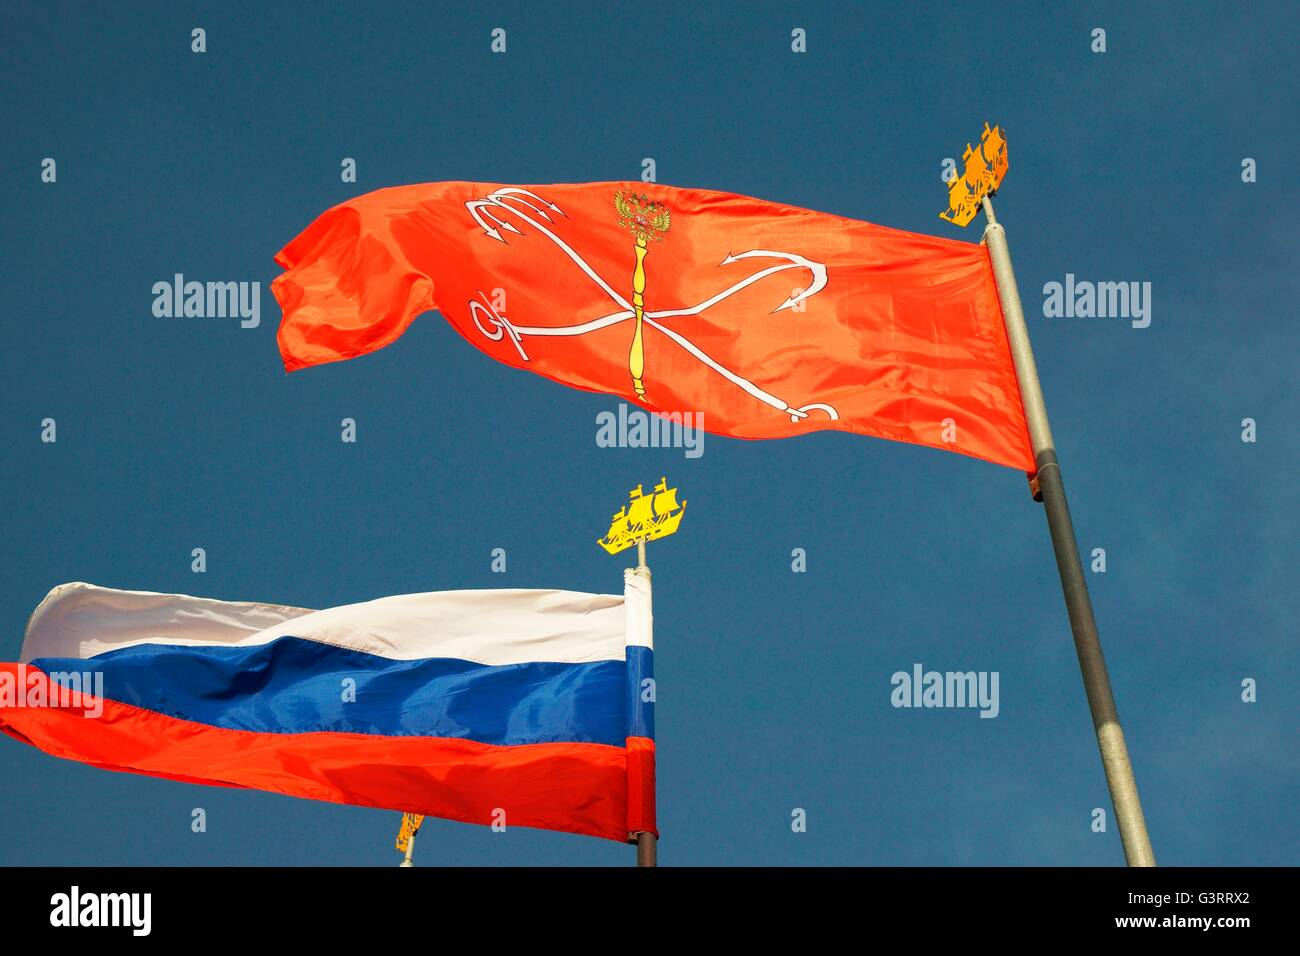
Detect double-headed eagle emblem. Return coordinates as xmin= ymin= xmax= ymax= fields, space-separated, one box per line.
xmin=613 ymin=191 xmax=671 ymax=243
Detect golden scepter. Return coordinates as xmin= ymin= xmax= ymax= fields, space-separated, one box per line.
xmin=614 ymin=190 xmax=671 ymax=398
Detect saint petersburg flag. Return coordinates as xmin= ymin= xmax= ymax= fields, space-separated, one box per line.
xmin=0 ymin=576 xmax=656 ymax=843
xmin=273 ymin=181 xmax=1034 ymax=471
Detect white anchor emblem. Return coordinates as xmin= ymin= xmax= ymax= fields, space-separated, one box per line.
xmin=464 ymin=187 xmax=839 ymax=423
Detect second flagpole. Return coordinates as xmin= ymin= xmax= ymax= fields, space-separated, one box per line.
xmin=633 ymin=538 xmax=657 ymax=868
xmin=981 ymin=195 xmax=1156 ymax=867
xmin=600 ymin=479 xmax=680 ymax=868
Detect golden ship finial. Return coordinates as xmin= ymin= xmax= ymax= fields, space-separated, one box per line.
xmin=940 ymin=122 xmax=1009 ymax=227
xmin=598 ymin=476 xmax=687 ymax=555
xmin=395 ymin=812 xmax=424 ymax=855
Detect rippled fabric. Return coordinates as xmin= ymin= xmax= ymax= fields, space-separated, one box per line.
xmin=1 ymin=581 xmax=658 ymax=842
xmin=0 ymin=665 xmax=636 ymax=841
xmin=33 ymin=637 xmax=626 ymax=745
xmin=273 ymin=181 xmax=1033 ymax=470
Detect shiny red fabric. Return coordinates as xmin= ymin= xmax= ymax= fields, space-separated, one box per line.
xmin=273 ymin=181 xmax=1033 ymax=471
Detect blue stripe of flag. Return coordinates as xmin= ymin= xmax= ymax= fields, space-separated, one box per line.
xmin=33 ymin=637 xmax=628 ymax=747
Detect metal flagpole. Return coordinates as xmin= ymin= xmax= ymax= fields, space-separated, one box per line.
xmin=633 ymin=538 xmax=657 ymax=868
xmin=599 ymin=478 xmax=682 ymax=867
xmin=636 ymin=829 xmax=656 ymax=867
xmin=980 ymin=194 xmax=1156 ymax=867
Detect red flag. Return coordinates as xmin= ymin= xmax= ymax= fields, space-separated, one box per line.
xmin=273 ymin=181 xmax=1033 ymax=471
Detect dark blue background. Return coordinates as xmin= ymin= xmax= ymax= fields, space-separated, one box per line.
xmin=1 ymin=1 xmax=1295 ymax=865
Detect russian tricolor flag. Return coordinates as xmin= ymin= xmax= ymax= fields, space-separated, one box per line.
xmin=0 ymin=574 xmax=656 ymax=843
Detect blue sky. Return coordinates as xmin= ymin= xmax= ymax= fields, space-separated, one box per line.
xmin=1 ymin=1 xmax=1295 ymax=865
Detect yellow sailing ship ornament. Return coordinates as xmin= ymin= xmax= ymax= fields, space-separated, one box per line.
xmin=940 ymin=122 xmax=1009 ymax=227
xmin=597 ymin=477 xmax=687 ymax=555
xmin=395 ymin=812 xmax=424 ymax=855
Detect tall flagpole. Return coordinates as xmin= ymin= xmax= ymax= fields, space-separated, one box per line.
xmin=599 ymin=478 xmax=683 ymax=867
xmin=633 ymin=538 xmax=657 ymax=868
xmin=980 ymin=195 xmax=1156 ymax=867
